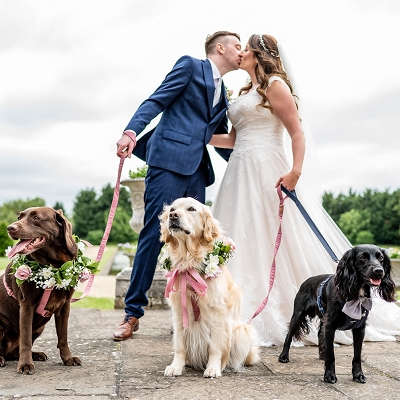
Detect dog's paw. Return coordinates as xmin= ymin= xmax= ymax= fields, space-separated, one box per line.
xmin=0 ymin=356 xmax=5 ymax=367
xmin=164 ymin=364 xmax=184 ymax=376
xmin=278 ymin=353 xmax=289 ymax=363
xmin=324 ymin=370 xmax=337 ymax=384
xmin=63 ymin=356 xmax=81 ymax=366
xmin=32 ymin=351 xmax=48 ymax=361
xmin=203 ymin=367 xmax=221 ymax=378
xmin=17 ymin=362 xmax=35 ymax=375
xmin=353 ymin=372 xmax=366 ymax=383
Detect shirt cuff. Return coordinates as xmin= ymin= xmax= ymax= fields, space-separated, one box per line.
xmin=123 ymin=130 xmax=137 ymax=145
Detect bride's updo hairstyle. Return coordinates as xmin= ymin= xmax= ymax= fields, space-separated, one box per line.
xmin=240 ymin=34 xmax=296 ymax=113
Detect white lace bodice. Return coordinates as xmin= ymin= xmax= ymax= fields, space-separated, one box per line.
xmin=228 ymin=76 xmax=289 ymax=158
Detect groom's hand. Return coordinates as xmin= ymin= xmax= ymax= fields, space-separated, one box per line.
xmin=116 ymin=131 xmax=136 ymax=158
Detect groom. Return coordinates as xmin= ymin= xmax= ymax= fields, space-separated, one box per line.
xmin=114 ymin=31 xmax=241 ymax=341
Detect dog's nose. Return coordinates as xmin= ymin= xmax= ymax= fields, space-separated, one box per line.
xmin=7 ymin=224 xmax=18 ymax=233
xmin=373 ymin=265 xmax=384 ymax=277
xmin=169 ymin=212 xmax=180 ymax=220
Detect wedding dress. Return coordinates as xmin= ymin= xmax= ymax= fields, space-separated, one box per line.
xmin=212 ymin=76 xmax=400 ymax=347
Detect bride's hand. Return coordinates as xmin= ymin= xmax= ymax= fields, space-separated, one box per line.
xmin=275 ymin=170 xmax=301 ymax=191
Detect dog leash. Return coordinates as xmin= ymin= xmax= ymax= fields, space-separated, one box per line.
xmin=35 ymin=154 xmax=128 ymax=316
xmin=70 ymin=154 xmax=127 ymax=303
xmin=247 ymin=185 xmax=339 ymax=324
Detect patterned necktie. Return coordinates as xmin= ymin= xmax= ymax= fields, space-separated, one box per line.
xmin=213 ymin=78 xmax=222 ymax=107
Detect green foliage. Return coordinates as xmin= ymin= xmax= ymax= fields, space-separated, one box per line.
xmin=0 ymin=198 xmax=46 ymax=225
xmin=338 ymin=209 xmax=370 ymax=244
xmin=355 ymin=230 xmax=375 ymax=245
xmin=53 ymin=201 xmax=67 ymax=216
xmin=129 ymin=165 xmax=148 ymax=178
xmin=72 ymin=185 xmax=134 ymax=243
xmin=108 ymin=206 xmax=138 ymax=244
xmin=0 ymin=257 xmax=9 ymax=271
xmin=86 ymin=230 xmax=105 ymax=245
xmin=323 ymin=188 xmax=400 ymax=246
xmin=72 ymin=189 xmax=99 ymax=238
xmin=0 ymin=222 xmax=13 ymax=256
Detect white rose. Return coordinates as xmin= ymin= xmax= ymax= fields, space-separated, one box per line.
xmin=41 ymin=267 xmax=53 ymax=279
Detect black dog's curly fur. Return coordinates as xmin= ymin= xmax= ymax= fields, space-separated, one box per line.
xmin=278 ymin=244 xmax=395 ymax=384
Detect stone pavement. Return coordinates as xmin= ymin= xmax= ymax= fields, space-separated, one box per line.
xmin=0 ymin=308 xmax=399 ymax=400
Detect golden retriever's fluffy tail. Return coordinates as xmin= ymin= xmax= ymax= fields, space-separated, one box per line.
xmin=228 ymin=323 xmax=260 ymax=371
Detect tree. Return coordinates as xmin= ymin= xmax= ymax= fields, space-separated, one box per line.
xmin=72 ymin=185 xmax=133 ymax=243
xmin=0 ymin=198 xmax=46 ymax=225
xmin=72 ymin=189 xmax=98 ymax=238
xmin=53 ymin=201 xmax=67 ymax=215
xmin=338 ymin=209 xmax=371 ymax=244
xmin=0 ymin=222 xmax=13 ymax=256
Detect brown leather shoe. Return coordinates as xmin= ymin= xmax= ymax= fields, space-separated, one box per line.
xmin=113 ymin=315 xmax=139 ymax=341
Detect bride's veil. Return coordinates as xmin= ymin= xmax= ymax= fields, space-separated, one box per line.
xmin=278 ymin=43 xmax=352 ymax=255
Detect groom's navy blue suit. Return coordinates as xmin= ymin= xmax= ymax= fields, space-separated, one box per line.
xmin=123 ymin=56 xmax=231 ymax=318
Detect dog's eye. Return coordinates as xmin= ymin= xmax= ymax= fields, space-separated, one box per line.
xmin=377 ymin=254 xmax=384 ymax=261
xmin=188 ymin=207 xmax=196 ymax=212
xmin=359 ymin=254 xmax=368 ymax=261
xmin=170 ymin=208 xmax=175 ymax=212
xmin=32 ymin=216 xmax=40 ymax=221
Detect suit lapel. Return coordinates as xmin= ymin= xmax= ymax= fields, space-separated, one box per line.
xmin=203 ymin=59 xmax=215 ymax=112
xmin=221 ymin=80 xmax=228 ymax=108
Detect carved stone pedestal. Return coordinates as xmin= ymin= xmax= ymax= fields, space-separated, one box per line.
xmin=114 ymin=267 xmax=168 ymax=310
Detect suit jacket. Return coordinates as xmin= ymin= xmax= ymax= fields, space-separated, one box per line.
xmin=126 ymin=56 xmax=231 ymax=186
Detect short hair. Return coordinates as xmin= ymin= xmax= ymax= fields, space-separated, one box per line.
xmin=204 ymin=31 xmax=241 ymax=55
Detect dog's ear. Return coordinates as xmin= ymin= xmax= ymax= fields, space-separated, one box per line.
xmin=202 ymin=205 xmax=222 ymax=243
xmin=335 ymin=247 xmax=358 ymax=301
xmin=159 ymin=205 xmax=172 ymax=244
xmin=379 ymin=248 xmax=396 ymax=302
xmin=55 ymin=209 xmax=78 ymax=256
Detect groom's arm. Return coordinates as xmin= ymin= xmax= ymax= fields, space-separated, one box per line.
xmin=212 ymin=115 xmax=233 ymax=162
xmin=124 ymin=56 xmax=195 ymax=135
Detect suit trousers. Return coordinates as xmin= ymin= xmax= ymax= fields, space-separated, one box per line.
xmin=123 ymin=162 xmax=208 ymax=318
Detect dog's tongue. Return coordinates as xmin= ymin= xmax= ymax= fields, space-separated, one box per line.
xmin=7 ymin=239 xmax=31 ymax=258
xmin=370 ymin=278 xmax=381 ymax=286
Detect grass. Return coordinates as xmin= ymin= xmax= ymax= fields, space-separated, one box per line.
xmin=0 ymin=257 xmax=8 ymax=271
xmin=70 ymin=292 xmax=114 ymax=309
xmin=96 ymin=245 xmax=117 ymax=273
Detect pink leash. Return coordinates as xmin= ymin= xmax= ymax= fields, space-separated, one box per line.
xmin=247 ymin=185 xmax=288 ymax=324
xmin=35 ymin=154 xmax=128 ymax=316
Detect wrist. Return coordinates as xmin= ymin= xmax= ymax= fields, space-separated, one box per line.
xmin=123 ymin=130 xmax=137 ymax=145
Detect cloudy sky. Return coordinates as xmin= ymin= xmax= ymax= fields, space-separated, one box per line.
xmin=1 ymin=0 xmax=399 ymax=214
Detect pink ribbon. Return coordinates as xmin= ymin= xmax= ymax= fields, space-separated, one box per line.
xmin=164 ymin=268 xmax=208 ymax=328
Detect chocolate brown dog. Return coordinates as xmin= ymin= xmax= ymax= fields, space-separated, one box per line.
xmin=0 ymin=207 xmax=81 ymax=374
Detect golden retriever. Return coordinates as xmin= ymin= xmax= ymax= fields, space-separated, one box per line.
xmin=159 ymin=197 xmax=259 ymax=378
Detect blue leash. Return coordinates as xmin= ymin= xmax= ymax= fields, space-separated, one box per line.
xmin=280 ymin=185 xmax=339 ymax=263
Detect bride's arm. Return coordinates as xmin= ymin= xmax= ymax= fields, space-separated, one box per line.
xmin=267 ymin=81 xmax=305 ymax=191
xmin=208 ymin=127 xmax=237 ymax=149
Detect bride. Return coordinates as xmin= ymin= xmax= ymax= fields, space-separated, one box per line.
xmin=210 ymin=34 xmax=400 ymax=346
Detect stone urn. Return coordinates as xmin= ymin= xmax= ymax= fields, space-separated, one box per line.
xmin=120 ymin=178 xmax=145 ymax=234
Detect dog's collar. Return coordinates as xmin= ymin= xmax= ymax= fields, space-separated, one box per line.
xmin=164 ymin=268 xmax=208 ymax=328
xmin=342 ymin=297 xmax=372 ymax=319
xmin=8 ymin=236 xmax=98 ymax=291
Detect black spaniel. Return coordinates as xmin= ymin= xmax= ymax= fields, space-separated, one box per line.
xmin=278 ymin=244 xmax=395 ymax=384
